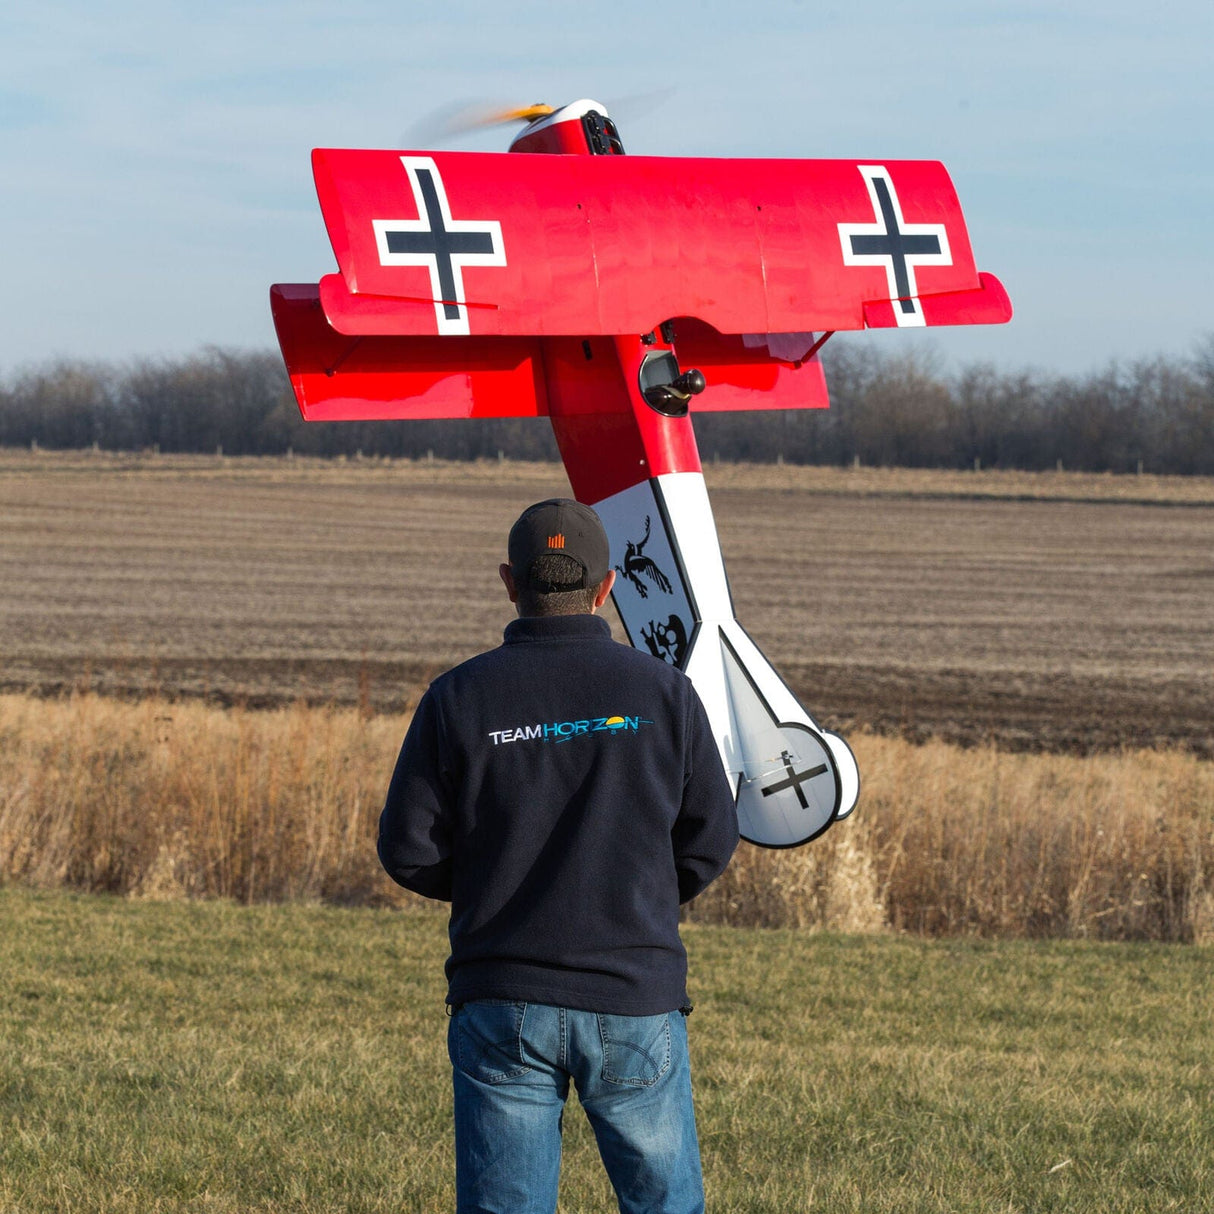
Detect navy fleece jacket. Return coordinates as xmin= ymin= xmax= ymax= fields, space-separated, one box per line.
xmin=378 ymin=613 xmax=739 ymax=1015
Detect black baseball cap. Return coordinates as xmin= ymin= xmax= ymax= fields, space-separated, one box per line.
xmin=508 ymin=498 xmax=611 ymax=592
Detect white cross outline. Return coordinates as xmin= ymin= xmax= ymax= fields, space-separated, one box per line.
xmin=837 ymin=165 xmax=951 ymax=328
xmin=372 ymin=156 xmax=507 ymax=336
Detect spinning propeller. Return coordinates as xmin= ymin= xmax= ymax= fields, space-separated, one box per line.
xmin=403 ymin=93 xmax=672 ymax=147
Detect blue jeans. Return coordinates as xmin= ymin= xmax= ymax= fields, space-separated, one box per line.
xmin=447 ymin=1001 xmax=704 ymax=1214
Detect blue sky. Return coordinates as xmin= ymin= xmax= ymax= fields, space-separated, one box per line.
xmin=2 ymin=0 xmax=1211 ymax=376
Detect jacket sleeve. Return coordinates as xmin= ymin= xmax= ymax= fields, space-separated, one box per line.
xmin=672 ymin=686 xmax=740 ymax=904
xmin=377 ymin=689 xmax=454 ymax=901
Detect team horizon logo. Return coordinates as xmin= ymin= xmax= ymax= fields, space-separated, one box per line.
xmin=488 ymin=714 xmax=653 ymax=746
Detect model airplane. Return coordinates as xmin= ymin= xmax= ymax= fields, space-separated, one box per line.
xmin=270 ymin=98 xmax=1011 ymax=848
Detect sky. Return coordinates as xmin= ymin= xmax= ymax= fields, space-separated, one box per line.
xmin=2 ymin=0 xmax=1211 ymax=378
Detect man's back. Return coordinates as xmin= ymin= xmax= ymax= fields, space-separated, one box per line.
xmin=379 ymin=612 xmax=738 ymax=1015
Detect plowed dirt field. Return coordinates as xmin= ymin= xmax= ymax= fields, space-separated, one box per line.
xmin=3 ymin=452 xmax=1211 ymax=755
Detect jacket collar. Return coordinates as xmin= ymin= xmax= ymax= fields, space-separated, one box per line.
xmin=503 ymin=614 xmax=612 ymax=644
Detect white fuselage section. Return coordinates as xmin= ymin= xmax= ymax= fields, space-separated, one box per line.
xmin=594 ymin=471 xmax=859 ymax=847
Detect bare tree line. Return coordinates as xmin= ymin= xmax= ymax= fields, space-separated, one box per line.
xmin=2 ymin=338 xmax=1212 ymax=473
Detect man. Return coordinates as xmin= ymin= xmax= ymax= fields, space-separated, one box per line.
xmin=378 ymin=497 xmax=739 ymax=1214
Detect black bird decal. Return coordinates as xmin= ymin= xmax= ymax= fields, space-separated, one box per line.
xmin=616 ymin=516 xmax=673 ymax=599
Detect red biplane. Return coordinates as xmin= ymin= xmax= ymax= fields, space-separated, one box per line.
xmin=271 ymin=98 xmax=1011 ymax=848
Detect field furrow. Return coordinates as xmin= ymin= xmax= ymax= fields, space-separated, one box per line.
xmin=3 ymin=453 xmax=1211 ymax=755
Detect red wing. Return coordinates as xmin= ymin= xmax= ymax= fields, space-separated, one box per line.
xmin=667 ymin=318 xmax=830 ymax=413
xmin=312 ymin=148 xmax=1010 ymax=339
xmin=270 ymin=284 xmax=548 ymax=421
xmin=271 ymin=287 xmax=828 ymax=421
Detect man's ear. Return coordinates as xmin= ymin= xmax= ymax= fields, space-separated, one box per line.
xmin=499 ymin=563 xmax=519 ymax=604
xmin=592 ymin=569 xmax=615 ymax=612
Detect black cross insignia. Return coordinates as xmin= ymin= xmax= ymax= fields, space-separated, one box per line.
xmin=760 ymin=749 xmax=828 ymax=810
xmin=373 ymin=156 xmax=506 ymax=336
xmin=838 ymin=165 xmax=950 ymax=328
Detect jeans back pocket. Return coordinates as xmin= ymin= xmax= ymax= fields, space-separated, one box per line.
xmin=597 ymin=1012 xmax=672 ymax=1087
xmin=452 ymin=1000 xmax=532 ymax=1084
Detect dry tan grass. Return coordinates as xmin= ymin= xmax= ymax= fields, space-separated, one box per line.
xmin=2 ymin=692 xmax=1210 ymax=940
xmin=695 ymin=735 xmax=1214 ymax=942
xmin=0 ymin=693 xmax=409 ymax=906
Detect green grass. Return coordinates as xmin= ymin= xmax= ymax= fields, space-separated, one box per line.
xmin=1 ymin=888 xmax=1210 ymax=1212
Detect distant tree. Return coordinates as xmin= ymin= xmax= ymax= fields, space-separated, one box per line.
xmin=1 ymin=336 xmax=1211 ymax=474
xmin=117 ymin=349 xmax=292 ymax=454
xmin=0 ymin=361 xmax=119 ymax=449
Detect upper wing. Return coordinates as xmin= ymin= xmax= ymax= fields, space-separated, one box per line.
xmin=311 ymin=148 xmax=1010 ymax=339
